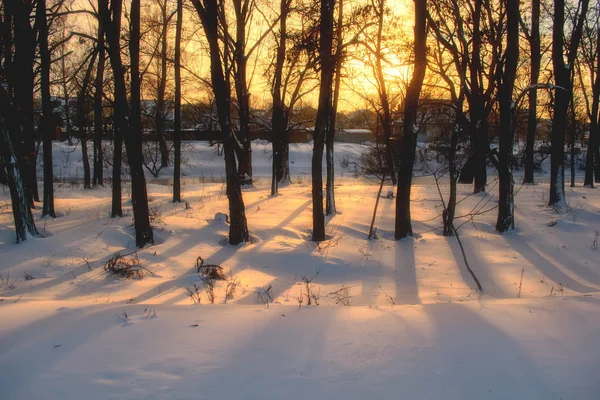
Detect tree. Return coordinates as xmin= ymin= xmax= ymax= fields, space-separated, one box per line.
xmin=0 ymin=103 xmax=39 ymax=243
xmin=579 ymin=4 xmax=600 ymax=187
xmin=522 ymin=0 xmax=541 ymax=185
xmin=549 ymin=0 xmax=589 ymax=207
xmin=190 ymin=0 xmax=250 ymax=244
xmin=225 ymin=0 xmax=279 ymax=185
xmin=12 ymin=0 xmax=39 ymax=206
xmin=427 ymin=0 xmax=503 ymax=194
xmin=173 ymin=0 xmax=183 ymax=202
xmin=269 ymin=0 xmax=318 ymax=196
xmin=0 ymin=5 xmax=39 ymax=243
xmin=141 ymin=0 xmax=175 ymax=172
xmin=311 ymin=0 xmax=335 ymax=242
xmin=352 ymin=0 xmax=399 ymax=188
xmin=102 ymin=0 xmax=154 ymax=247
xmin=494 ymin=0 xmax=519 ymax=232
xmin=270 ymin=0 xmax=292 ymax=196
xmin=38 ymin=0 xmax=57 ymax=218
xmin=394 ymin=0 xmax=426 ymax=239
xmin=75 ymin=49 xmax=99 ymax=190
xmin=325 ymin=0 xmax=344 ymax=215
xmin=94 ymin=0 xmax=106 ymax=187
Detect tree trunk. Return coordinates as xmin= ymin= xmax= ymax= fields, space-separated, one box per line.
xmin=495 ymin=0 xmax=519 ymax=232
xmin=270 ymin=0 xmax=290 ymax=196
xmin=373 ymin=0 xmax=396 ymax=185
xmin=469 ymin=0 xmax=487 ymax=194
xmin=94 ymin=0 xmax=106 ymax=187
xmin=395 ymin=0 xmax=426 ymax=240
xmin=325 ymin=0 xmax=344 ymax=216
xmin=443 ymin=130 xmax=459 ymax=237
xmin=38 ymin=0 xmax=56 ymax=218
xmin=111 ymin=126 xmax=123 ymax=217
xmin=13 ymin=1 xmax=39 ymax=205
xmin=523 ymin=0 xmax=540 ymax=185
xmin=368 ymin=173 xmax=385 ymax=240
xmin=549 ymin=0 xmax=589 ymax=207
xmin=77 ymin=50 xmax=98 ymax=190
xmin=0 ymin=105 xmax=38 ymax=243
xmin=191 ymin=0 xmax=249 ymax=244
xmin=103 ymin=0 xmax=153 ymax=246
xmin=569 ymin=95 xmax=576 ymax=188
xmin=156 ymin=0 xmax=170 ymax=169
xmin=233 ymin=0 xmax=253 ymax=186
xmin=173 ymin=0 xmax=183 ymax=202
xmin=584 ymin=22 xmax=600 ymax=187
xmin=311 ymin=0 xmax=335 ymax=242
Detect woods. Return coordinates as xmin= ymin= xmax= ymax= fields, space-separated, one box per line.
xmin=0 ymin=0 xmax=599 ymax=246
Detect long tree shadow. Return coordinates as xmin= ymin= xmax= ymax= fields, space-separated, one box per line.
xmin=419 ymin=304 xmax=560 ymax=398
xmin=394 ymin=238 xmax=420 ymax=304
xmin=503 ymin=232 xmax=598 ymax=293
xmin=447 ymin=233 xmax=510 ymax=297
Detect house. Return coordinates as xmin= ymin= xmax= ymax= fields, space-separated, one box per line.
xmin=393 ymin=99 xmax=455 ymax=143
xmin=336 ymin=128 xmax=375 ymax=143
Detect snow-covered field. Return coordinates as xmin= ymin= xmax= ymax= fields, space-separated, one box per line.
xmin=1 ymin=142 xmax=599 ymax=399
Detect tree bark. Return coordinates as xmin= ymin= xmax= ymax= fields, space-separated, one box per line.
xmin=394 ymin=0 xmax=426 ymax=240
xmin=469 ymin=0 xmax=487 ymax=194
xmin=233 ymin=0 xmax=253 ymax=186
xmin=77 ymin=50 xmax=98 ymax=190
xmin=325 ymin=0 xmax=344 ymax=216
xmin=93 ymin=0 xmax=106 ymax=187
xmin=191 ymin=0 xmax=249 ymax=244
xmin=270 ymin=0 xmax=294 ymax=196
xmin=111 ymin=125 xmax=123 ymax=217
xmin=103 ymin=0 xmax=153 ymax=246
xmin=311 ymin=0 xmax=335 ymax=242
xmin=549 ymin=0 xmax=589 ymax=206
xmin=156 ymin=0 xmax=170 ymax=169
xmin=495 ymin=0 xmax=519 ymax=232
xmin=12 ymin=1 xmax=39 ymax=205
xmin=584 ymin=19 xmax=600 ymax=187
xmin=173 ymin=0 xmax=183 ymax=202
xmin=0 ymin=101 xmax=38 ymax=243
xmin=38 ymin=0 xmax=56 ymax=218
xmin=523 ymin=0 xmax=540 ymax=185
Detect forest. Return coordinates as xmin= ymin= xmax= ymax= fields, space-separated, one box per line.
xmin=1 ymin=0 xmax=599 ymax=399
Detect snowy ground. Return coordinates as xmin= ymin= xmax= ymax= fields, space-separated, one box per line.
xmin=1 ymin=142 xmax=599 ymax=399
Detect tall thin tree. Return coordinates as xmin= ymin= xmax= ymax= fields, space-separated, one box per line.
xmin=311 ymin=0 xmax=336 ymax=242
xmin=394 ymin=0 xmax=427 ymax=239
xmin=173 ymin=0 xmax=183 ymax=202
xmin=38 ymin=0 xmax=56 ymax=218
xmin=190 ymin=0 xmax=249 ymax=244
xmin=549 ymin=0 xmax=589 ymax=206
xmin=522 ymin=0 xmax=541 ymax=185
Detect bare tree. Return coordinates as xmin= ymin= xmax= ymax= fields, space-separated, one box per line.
xmin=578 ymin=4 xmax=600 ymax=187
xmin=102 ymin=0 xmax=154 ymax=247
xmin=94 ymin=0 xmax=105 ymax=187
xmin=494 ymin=0 xmax=519 ymax=232
xmin=395 ymin=0 xmax=426 ymax=239
xmin=549 ymin=0 xmax=589 ymax=207
xmin=75 ymin=49 xmax=99 ymax=189
xmin=0 ymin=17 xmax=39 ymax=242
xmin=311 ymin=0 xmax=335 ymax=242
xmin=190 ymin=0 xmax=249 ymax=244
xmin=38 ymin=0 xmax=57 ymax=218
xmin=522 ymin=0 xmax=541 ymax=185
xmin=269 ymin=0 xmax=319 ymax=196
xmin=12 ymin=1 xmax=39 ymax=206
xmin=172 ymin=0 xmax=183 ymax=202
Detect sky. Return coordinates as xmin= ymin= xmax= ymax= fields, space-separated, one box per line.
xmin=66 ymin=0 xmax=415 ymax=113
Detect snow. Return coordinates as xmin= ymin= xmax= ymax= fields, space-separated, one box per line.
xmin=1 ymin=142 xmax=600 ymax=399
